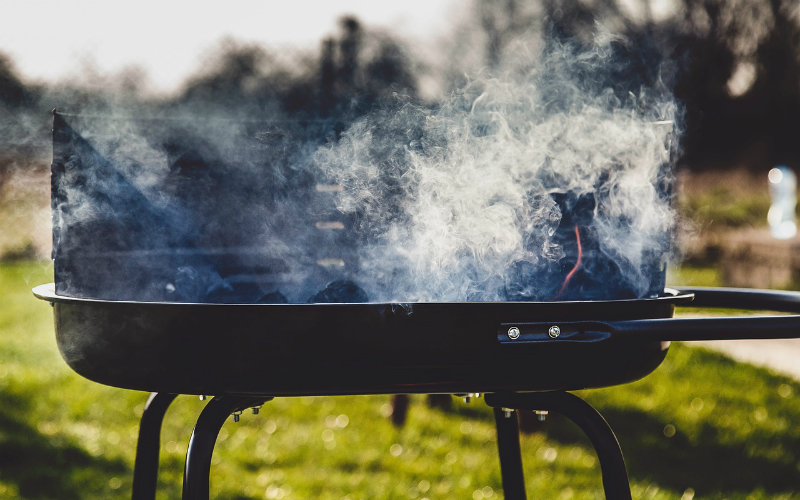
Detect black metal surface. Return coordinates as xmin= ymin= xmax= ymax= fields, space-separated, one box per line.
xmin=34 ymin=284 xmax=800 ymax=499
xmin=34 ymin=283 xmax=685 ymax=395
xmin=486 ymin=392 xmax=632 ymax=500
xmin=493 ymin=408 xmax=527 ymax=500
xmin=678 ymin=286 xmax=800 ymax=312
xmin=183 ymin=396 xmax=270 ymax=500
xmin=132 ymin=393 xmax=177 ymax=500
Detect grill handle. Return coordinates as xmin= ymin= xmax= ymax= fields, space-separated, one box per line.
xmin=677 ymin=286 xmax=800 ymax=313
xmin=606 ymin=315 xmax=800 ymax=342
xmin=608 ymin=286 xmax=800 ymax=341
xmin=501 ymin=287 xmax=800 ymax=343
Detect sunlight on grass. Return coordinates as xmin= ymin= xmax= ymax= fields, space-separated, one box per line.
xmin=0 ymin=262 xmax=797 ymax=499
xmin=0 ymin=173 xmax=50 ymax=259
xmin=677 ymin=188 xmax=771 ymax=230
xmin=666 ymin=265 xmax=721 ymax=288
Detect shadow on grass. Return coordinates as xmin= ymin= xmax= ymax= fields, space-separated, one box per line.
xmin=403 ymin=389 xmax=799 ymax=495
xmin=436 ymin=399 xmax=495 ymax=421
xmin=538 ymin=406 xmax=800 ymax=495
xmin=0 ymin=389 xmax=130 ymax=500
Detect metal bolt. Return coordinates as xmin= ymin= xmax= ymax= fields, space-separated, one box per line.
xmin=462 ymin=392 xmax=481 ymax=403
xmin=548 ymin=326 xmax=561 ymax=339
xmin=502 ymin=408 xmax=514 ymax=418
xmin=507 ymin=327 xmax=521 ymax=340
xmin=199 ymin=395 xmax=207 ymax=401
xmin=536 ymin=410 xmax=549 ymax=422
xmin=252 ymin=406 xmax=262 ymax=415
xmin=232 ymin=410 xmax=242 ymax=422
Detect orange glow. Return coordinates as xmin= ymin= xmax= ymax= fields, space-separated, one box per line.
xmin=554 ymin=225 xmax=582 ymax=299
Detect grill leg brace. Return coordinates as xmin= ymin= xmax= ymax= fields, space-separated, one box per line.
xmin=182 ymin=396 xmax=271 ymax=500
xmin=486 ymin=392 xmax=632 ymax=500
xmin=493 ymin=408 xmax=527 ymax=500
xmin=132 ymin=392 xmax=178 ymax=500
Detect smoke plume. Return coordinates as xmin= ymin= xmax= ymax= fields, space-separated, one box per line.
xmin=51 ymin=33 xmax=677 ymax=304
xmin=313 ymin=36 xmax=676 ymax=302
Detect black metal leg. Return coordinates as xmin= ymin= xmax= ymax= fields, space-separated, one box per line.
xmin=182 ymin=396 xmax=271 ymax=500
xmin=486 ymin=392 xmax=632 ymax=500
xmin=493 ymin=408 xmax=527 ymax=500
xmin=132 ymin=392 xmax=178 ymax=500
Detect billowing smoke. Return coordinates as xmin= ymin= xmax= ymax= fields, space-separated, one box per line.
xmin=314 ymin=36 xmax=676 ymax=302
xmin=51 ymin=33 xmax=677 ymax=304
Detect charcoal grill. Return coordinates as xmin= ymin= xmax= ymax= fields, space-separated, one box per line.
xmin=33 ymin=284 xmax=800 ymax=499
xmin=37 ymin=112 xmax=800 ymax=499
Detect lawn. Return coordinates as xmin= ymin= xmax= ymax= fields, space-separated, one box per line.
xmin=0 ymin=261 xmax=798 ymax=500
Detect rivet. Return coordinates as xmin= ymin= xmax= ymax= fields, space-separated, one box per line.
xmin=507 ymin=327 xmax=521 ymax=340
xmin=548 ymin=326 xmax=561 ymax=338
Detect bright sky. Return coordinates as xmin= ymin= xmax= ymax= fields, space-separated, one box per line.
xmin=0 ymin=0 xmax=457 ymax=94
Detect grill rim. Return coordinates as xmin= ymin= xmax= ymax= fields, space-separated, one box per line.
xmin=33 ymin=283 xmax=693 ymax=307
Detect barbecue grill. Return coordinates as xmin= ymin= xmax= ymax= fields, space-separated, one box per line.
xmin=33 ymin=284 xmax=800 ymax=499
xmin=36 ymin=112 xmax=800 ymax=499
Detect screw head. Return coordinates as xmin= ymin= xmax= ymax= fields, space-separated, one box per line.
xmin=548 ymin=325 xmax=561 ymax=338
xmin=507 ymin=327 xmax=521 ymax=340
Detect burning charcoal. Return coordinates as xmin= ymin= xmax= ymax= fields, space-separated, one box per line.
xmin=171 ymin=150 xmax=209 ymax=173
xmin=173 ymin=266 xmax=232 ymax=302
xmin=308 ymin=280 xmax=369 ymax=303
xmin=551 ymin=192 xmax=595 ymax=229
xmin=258 ymin=291 xmax=288 ymax=304
xmin=202 ymin=283 xmax=285 ymax=304
xmin=549 ymin=192 xmax=595 ymax=301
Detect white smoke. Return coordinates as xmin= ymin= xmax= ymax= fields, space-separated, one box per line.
xmin=314 ymin=35 xmax=677 ymax=302
xmin=51 ymin=34 xmax=678 ymax=304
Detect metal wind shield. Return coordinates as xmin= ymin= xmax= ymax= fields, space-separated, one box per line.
xmin=50 ymin=110 xmax=673 ymax=304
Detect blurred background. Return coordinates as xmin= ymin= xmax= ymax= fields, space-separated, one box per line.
xmin=3 ymin=0 xmax=800 ymax=268
xmin=0 ymin=0 xmax=799 ymax=499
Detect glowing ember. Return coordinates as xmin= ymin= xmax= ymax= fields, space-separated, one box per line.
xmin=554 ymin=225 xmax=583 ymax=299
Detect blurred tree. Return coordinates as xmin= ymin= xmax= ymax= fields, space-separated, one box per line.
xmin=464 ymin=0 xmax=800 ymax=171
xmin=0 ymin=53 xmax=43 ymax=189
xmin=4 ymin=3 xmax=798 ymax=175
xmin=338 ymin=17 xmax=362 ymax=95
xmin=363 ymin=38 xmax=417 ymax=101
xmin=172 ymin=16 xmax=417 ymax=123
xmin=0 ymin=54 xmax=36 ymax=110
xmin=320 ymin=38 xmax=337 ymax=115
xmin=660 ymin=0 xmax=800 ymax=168
xmin=176 ymin=42 xmax=287 ymax=114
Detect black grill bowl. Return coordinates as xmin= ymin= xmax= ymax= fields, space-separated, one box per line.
xmin=34 ymin=284 xmax=691 ymax=396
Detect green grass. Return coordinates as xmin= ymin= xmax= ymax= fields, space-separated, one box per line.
xmin=677 ymin=188 xmax=771 ymax=230
xmin=0 ymin=172 xmax=49 ymax=261
xmin=667 ymin=265 xmax=722 ymax=289
xmin=0 ymin=262 xmax=798 ymax=500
